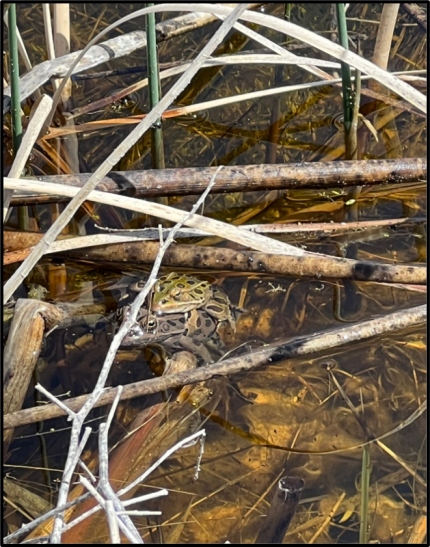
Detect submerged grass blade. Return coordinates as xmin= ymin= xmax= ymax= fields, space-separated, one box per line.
xmin=359 ymin=445 xmax=371 ymax=543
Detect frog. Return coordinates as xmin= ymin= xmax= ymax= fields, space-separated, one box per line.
xmin=119 ymin=306 xmax=225 ymax=364
xmin=151 ymin=273 xmax=237 ymax=331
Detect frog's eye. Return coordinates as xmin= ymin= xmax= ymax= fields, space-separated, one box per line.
xmin=148 ymin=319 xmax=157 ymax=329
xmin=161 ymin=299 xmax=168 ymax=304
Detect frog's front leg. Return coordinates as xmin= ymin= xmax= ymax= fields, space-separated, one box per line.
xmin=184 ymin=309 xmax=200 ymax=336
xmin=203 ymin=286 xmax=237 ymax=332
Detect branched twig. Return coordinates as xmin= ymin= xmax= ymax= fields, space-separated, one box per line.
xmin=46 ymin=159 xmax=224 ymax=542
xmin=64 ymin=430 xmax=206 ymax=535
xmin=93 ymin=387 xmax=142 ymax=543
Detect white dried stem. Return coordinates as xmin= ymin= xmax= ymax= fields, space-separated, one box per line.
xmin=123 ymin=490 xmax=169 ymax=507
xmin=105 ymin=500 xmax=121 ymax=544
xmin=4 ymin=177 xmax=307 ymax=258
xmin=35 ymin=382 xmax=77 ymax=419
xmin=372 ymin=4 xmax=400 ymax=71
xmin=3 ymin=94 xmax=52 ymax=220
xmin=53 ymin=3 xmax=71 ymax=102
xmin=42 ymin=4 xmax=56 ymax=60
xmin=118 ymin=430 xmax=206 ymax=498
xmin=79 ymin=476 xmax=140 ymax=544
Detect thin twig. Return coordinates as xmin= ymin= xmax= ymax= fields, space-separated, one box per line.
xmin=46 ymin=157 xmax=226 ymax=542
xmin=97 ymin=422 xmax=142 ymax=543
xmin=105 ymin=501 xmax=121 ymax=544
xmin=79 ymin=477 xmax=140 ymax=543
xmin=3 ymin=493 xmax=94 ymax=544
xmin=96 ymin=387 xmax=142 ymax=543
xmin=308 ymin=492 xmax=346 ymax=543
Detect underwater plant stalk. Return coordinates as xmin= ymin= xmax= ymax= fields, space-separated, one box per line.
xmin=336 ymin=3 xmax=353 ymax=134
xmin=145 ymin=2 xmax=165 ymax=170
xmin=255 ymin=476 xmax=305 ymax=543
xmin=359 ymin=445 xmax=371 ymax=543
xmin=265 ymin=3 xmax=291 ymax=164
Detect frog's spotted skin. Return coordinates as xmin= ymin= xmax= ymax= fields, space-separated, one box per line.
xmin=152 ymin=273 xmax=236 ymax=330
xmin=119 ymin=308 xmax=224 ymax=364
xmin=114 ymin=273 xmax=241 ymax=364
xmin=152 ymin=273 xmax=212 ymax=314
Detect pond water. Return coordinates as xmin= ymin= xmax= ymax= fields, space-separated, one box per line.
xmin=3 ymin=3 xmax=427 ymax=544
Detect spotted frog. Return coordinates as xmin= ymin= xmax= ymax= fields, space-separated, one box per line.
xmin=119 ymin=306 xmax=224 ymax=364
xmin=151 ymin=273 xmax=236 ymax=331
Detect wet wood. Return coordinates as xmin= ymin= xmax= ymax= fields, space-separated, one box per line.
xmin=4 ymin=298 xmax=106 ymax=331
xmin=4 ymin=233 xmax=425 ymax=283
xmin=407 ymin=514 xmax=427 ymax=544
xmin=402 ymin=3 xmax=427 ymax=31
xmin=3 ymin=478 xmax=54 ymax=519
xmin=5 ymin=217 xmax=424 ymax=259
xmin=3 ymin=299 xmax=68 ymax=452
xmin=4 ymin=304 xmax=426 ymax=432
xmin=67 ymin=240 xmax=426 ymax=285
xmin=255 ymin=476 xmax=304 ymax=543
xmin=3 ymin=248 xmax=36 ymax=266
xmin=3 ymin=230 xmax=46 ymax=250
xmin=10 ymin=157 xmax=426 ymax=205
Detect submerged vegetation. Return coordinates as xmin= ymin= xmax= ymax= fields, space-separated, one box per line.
xmin=3 ymin=3 xmax=427 ymax=544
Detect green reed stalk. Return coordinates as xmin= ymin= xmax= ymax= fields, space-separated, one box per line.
xmin=145 ymin=2 xmax=165 ymax=170
xmin=336 ymin=3 xmax=353 ymax=134
xmin=8 ymin=3 xmax=22 ymax=153
xmin=359 ymin=445 xmax=371 ymax=543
